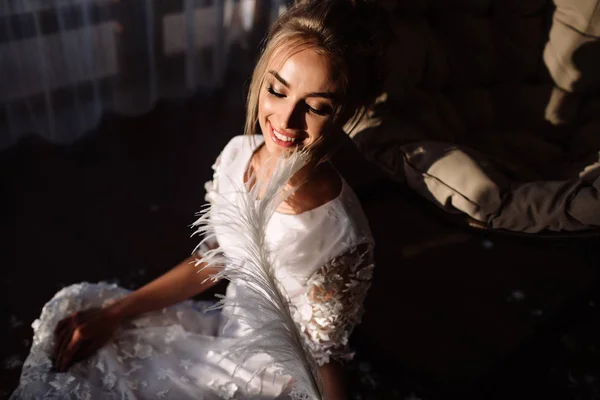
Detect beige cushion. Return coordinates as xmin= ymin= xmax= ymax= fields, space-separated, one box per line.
xmin=353 ymin=0 xmax=600 ymax=232
xmin=401 ymin=142 xmax=504 ymax=222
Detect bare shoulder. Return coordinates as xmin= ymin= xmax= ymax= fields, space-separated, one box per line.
xmin=311 ymin=162 xmax=343 ymax=204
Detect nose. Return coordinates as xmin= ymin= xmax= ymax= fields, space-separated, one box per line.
xmin=281 ymin=101 xmax=306 ymax=131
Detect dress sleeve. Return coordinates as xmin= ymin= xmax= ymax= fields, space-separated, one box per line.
xmin=295 ymin=243 xmax=375 ymax=366
xmin=195 ymin=153 xmax=222 ymax=257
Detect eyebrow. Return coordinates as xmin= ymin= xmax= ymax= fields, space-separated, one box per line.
xmin=267 ymin=70 xmax=338 ymax=100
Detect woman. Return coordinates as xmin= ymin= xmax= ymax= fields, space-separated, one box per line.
xmin=11 ymin=1 xmax=391 ymax=399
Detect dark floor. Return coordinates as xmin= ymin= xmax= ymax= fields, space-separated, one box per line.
xmin=3 ymin=53 xmax=600 ymax=400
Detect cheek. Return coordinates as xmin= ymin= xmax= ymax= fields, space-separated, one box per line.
xmin=307 ymin=118 xmax=331 ymax=138
xmin=258 ymin=95 xmax=276 ymax=118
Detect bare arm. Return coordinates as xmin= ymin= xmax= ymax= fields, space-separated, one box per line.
xmin=53 ymin=253 xmax=222 ymax=371
xmin=106 ymin=254 xmax=222 ymax=322
xmin=319 ymin=361 xmax=347 ymax=400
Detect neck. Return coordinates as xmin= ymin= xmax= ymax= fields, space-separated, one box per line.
xmin=264 ymin=155 xmax=321 ymax=189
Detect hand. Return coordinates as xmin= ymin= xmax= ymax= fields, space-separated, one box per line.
xmin=53 ymin=307 xmax=121 ymax=372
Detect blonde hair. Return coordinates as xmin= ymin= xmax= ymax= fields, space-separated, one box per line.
xmin=244 ymin=0 xmax=392 ymax=141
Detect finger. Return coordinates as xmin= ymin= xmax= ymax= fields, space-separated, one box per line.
xmin=54 ymin=315 xmax=74 ymax=346
xmin=53 ymin=312 xmax=78 ymax=355
xmin=73 ymin=339 xmax=102 ymax=365
xmin=55 ymin=325 xmax=76 ymax=370
xmin=71 ymin=310 xmax=98 ymax=339
xmin=76 ymin=308 xmax=99 ymax=323
xmin=54 ymin=328 xmax=68 ymax=370
xmin=54 ymin=321 xmax=67 ymax=343
xmin=58 ymin=330 xmax=83 ymax=371
xmin=54 ymin=316 xmax=70 ymax=335
xmin=53 ymin=322 xmax=72 ymax=361
xmin=73 ymin=310 xmax=92 ymax=324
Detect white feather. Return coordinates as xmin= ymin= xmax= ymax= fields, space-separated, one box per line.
xmin=192 ymin=148 xmax=323 ymax=400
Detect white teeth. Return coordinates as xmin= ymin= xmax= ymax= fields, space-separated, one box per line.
xmin=273 ymin=130 xmax=295 ymax=143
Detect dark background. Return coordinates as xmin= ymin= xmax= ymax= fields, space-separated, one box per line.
xmin=3 ymin=13 xmax=600 ymax=400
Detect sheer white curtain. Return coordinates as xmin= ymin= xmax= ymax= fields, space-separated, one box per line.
xmin=0 ymin=0 xmax=287 ymax=149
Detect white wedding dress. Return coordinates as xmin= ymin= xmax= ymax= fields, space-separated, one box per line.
xmin=11 ymin=135 xmax=375 ymax=400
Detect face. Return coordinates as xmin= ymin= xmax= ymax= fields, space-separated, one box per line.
xmin=257 ymin=46 xmax=340 ymax=158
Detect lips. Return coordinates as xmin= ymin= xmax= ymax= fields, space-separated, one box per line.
xmin=268 ymin=121 xmax=301 ymax=148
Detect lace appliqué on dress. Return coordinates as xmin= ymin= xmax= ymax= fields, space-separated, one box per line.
xmin=296 ymin=244 xmax=374 ymax=366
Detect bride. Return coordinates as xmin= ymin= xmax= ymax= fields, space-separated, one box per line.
xmin=11 ymin=1 xmax=392 ymax=399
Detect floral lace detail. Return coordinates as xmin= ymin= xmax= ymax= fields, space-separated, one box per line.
xmin=296 ymin=243 xmax=374 ymax=366
xmin=13 ymin=135 xmax=375 ymax=399
xmin=10 ymin=283 xmax=223 ymax=400
xmin=289 ymin=384 xmax=312 ymax=400
xmin=207 ymin=379 xmax=238 ymax=399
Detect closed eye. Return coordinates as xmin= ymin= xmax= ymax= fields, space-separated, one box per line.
xmin=266 ymin=85 xmax=285 ymax=98
xmin=307 ymin=104 xmax=332 ymax=116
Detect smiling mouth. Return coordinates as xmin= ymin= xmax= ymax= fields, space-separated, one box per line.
xmin=273 ymin=129 xmax=296 ymax=142
xmin=269 ymin=122 xmax=302 ymax=147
